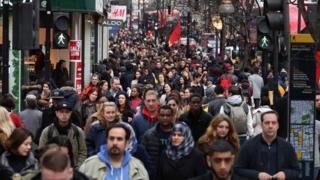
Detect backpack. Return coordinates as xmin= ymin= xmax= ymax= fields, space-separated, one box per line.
xmin=223 ymin=102 xmax=249 ymax=135
xmin=47 ymin=123 xmax=80 ymax=150
xmin=220 ymin=74 xmax=233 ymax=89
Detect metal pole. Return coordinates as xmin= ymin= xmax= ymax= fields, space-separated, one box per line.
xmin=45 ymin=0 xmax=52 ymax=82
xmin=220 ymin=17 xmax=226 ymax=61
xmin=2 ymin=0 xmax=9 ymax=95
xmin=186 ymin=11 xmax=191 ymax=58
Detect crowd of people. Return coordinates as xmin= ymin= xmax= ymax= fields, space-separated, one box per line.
xmin=0 ymin=28 xmax=307 ymax=180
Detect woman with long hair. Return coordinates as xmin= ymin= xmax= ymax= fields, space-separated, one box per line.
xmin=0 ymin=106 xmax=15 ymax=154
xmin=198 ymin=115 xmax=240 ymax=155
xmin=158 ymin=122 xmax=206 ymax=180
xmin=159 ymin=83 xmax=172 ymax=106
xmin=115 ymin=92 xmax=134 ymax=123
xmin=166 ymin=96 xmax=182 ymax=122
xmin=1 ymin=128 xmax=37 ymax=176
xmin=81 ymin=87 xmax=99 ymax=126
xmin=130 ymin=85 xmax=142 ymax=113
xmin=155 ymin=73 xmax=166 ymax=95
xmin=85 ymin=102 xmax=121 ymax=157
xmin=38 ymin=81 xmax=51 ymax=110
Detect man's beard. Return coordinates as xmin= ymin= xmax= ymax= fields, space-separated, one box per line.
xmin=109 ymin=146 xmax=121 ymax=156
xmin=213 ymin=171 xmax=231 ymax=180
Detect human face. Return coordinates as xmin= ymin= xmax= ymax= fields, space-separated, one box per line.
xmin=172 ymin=131 xmax=184 ymax=146
xmin=89 ymin=91 xmax=98 ymax=102
xmin=102 ymin=82 xmax=109 ymax=91
xmin=190 ymin=96 xmax=202 ymax=111
xmin=167 ymin=99 xmax=178 ymax=113
xmin=91 ymin=76 xmax=99 ymax=86
xmin=158 ymin=74 xmax=165 ymax=83
xmin=144 ymin=94 xmax=159 ymax=113
xmin=41 ymin=167 xmax=73 ymax=180
xmin=261 ymin=113 xmax=279 ymax=139
xmin=131 ymin=88 xmax=138 ymax=97
xmin=112 ymin=79 xmax=121 ymax=90
xmin=103 ymin=106 xmax=116 ymax=122
xmin=216 ymin=121 xmax=230 ymax=139
xmin=43 ymin=84 xmax=49 ymax=91
xmin=17 ymin=136 xmax=32 ymax=156
xmin=107 ymin=128 xmax=127 ymax=156
xmin=316 ymin=95 xmax=320 ymax=110
xmin=55 ymin=109 xmax=72 ymax=127
xmin=184 ymin=89 xmax=191 ymax=98
xmin=158 ymin=109 xmax=173 ymax=127
xmin=135 ymin=72 xmax=141 ymax=79
xmin=207 ymin=151 xmax=235 ymax=179
xmin=118 ymin=94 xmax=126 ymax=106
xmin=164 ymin=84 xmax=171 ymax=93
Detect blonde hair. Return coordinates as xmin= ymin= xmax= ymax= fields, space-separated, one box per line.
xmin=97 ymin=102 xmax=121 ymax=126
xmin=198 ymin=115 xmax=240 ymax=154
xmin=0 ymin=106 xmax=15 ymax=142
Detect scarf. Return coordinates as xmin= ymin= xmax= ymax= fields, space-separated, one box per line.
xmin=165 ymin=122 xmax=195 ymax=160
xmin=53 ymin=118 xmax=71 ymax=136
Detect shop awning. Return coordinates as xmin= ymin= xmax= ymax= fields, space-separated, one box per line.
xmin=42 ymin=0 xmax=104 ymax=14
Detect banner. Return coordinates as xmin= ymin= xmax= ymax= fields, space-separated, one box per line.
xmin=69 ymin=40 xmax=82 ymax=62
xmin=108 ymin=5 xmax=127 ymax=22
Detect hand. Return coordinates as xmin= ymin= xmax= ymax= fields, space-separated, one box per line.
xmin=258 ymin=172 xmax=272 ymax=180
xmin=272 ymin=171 xmax=286 ymax=180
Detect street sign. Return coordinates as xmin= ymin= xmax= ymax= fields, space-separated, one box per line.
xmin=103 ymin=19 xmax=123 ymax=27
xmin=69 ymin=40 xmax=81 ymax=61
xmin=53 ymin=32 xmax=69 ymax=49
xmin=289 ymin=34 xmax=316 ymax=180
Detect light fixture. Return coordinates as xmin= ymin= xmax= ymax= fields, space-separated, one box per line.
xmin=212 ymin=16 xmax=223 ymax=30
xmin=219 ymin=0 xmax=235 ymax=15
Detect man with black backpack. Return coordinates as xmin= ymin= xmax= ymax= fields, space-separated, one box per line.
xmin=38 ymin=101 xmax=87 ymax=168
xmin=220 ymin=86 xmax=253 ymax=145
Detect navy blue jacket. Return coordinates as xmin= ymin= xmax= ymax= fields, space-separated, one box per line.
xmin=85 ymin=123 xmax=106 ymax=157
xmin=132 ymin=112 xmax=157 ymax=142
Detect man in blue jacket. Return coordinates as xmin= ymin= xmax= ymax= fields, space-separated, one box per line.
xmin=234 ymin=110 xmax=300 ymax=179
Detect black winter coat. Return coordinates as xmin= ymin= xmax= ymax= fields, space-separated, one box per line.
xmin=157 ymin=148 xmax=207 ymax=180
xmin=179 ymin=110 xmax=212 ymax=142
xmin=234 ymin=134 xmax=300 ymax=179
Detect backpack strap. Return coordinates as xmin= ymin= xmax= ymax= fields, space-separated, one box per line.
xmin=47 ymin=124 xmax=55 ymax=141
xmin=223 ymin=103 xmax=232 ymax=116
xmin=241 ymin=101 xmax=249 ymax=115
xmin=71 ymin=124 xmax=80 ymax=154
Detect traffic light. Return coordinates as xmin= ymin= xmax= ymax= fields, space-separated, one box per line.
xmin=256 ymin=16 xmax=272 ymax=51
xmin=53 ymin=12 xmax=70 ymax=49
xmin=13 ymin=1 xmax=39 ymax=50
xmin=264 ymin=0 xmax=284 ymax=30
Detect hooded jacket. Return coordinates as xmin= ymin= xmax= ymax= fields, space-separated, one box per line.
xmin=79 ymin=145 xmax=149 ymax=180
xmin=132 ymin=107 xmax=158 ymax=142
xmin=219 ymin=95 xmax=254 ymax=137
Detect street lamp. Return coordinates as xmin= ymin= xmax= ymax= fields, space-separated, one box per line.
xmin=219 ymin=0 xmax=235 ymax=15
xmin=219 ymin=0 xmax=234 ymax=61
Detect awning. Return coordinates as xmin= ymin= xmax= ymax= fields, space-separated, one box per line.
xmin=40 ymin=0 xmax=105 ymax=14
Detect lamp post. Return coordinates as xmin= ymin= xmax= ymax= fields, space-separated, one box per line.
xmin=219 ymin=0 xmax=234 ymax=61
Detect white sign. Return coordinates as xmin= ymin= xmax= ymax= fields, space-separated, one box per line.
xmin=108 ymin=5 xmax=127 ymax=22
xmin=95 ymin=0 xmax=103 ymax=14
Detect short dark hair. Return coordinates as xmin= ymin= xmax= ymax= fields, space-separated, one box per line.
xmin=228 ymin=86 xmax=240 ymax=95
xmin=106 ymin=123 xmax=131 ymax=141
xmin=207 ymin=140 xmax=235 ymax=155
xmin=5 ymin=128 xmax=33 ymax=155
xmin=190 ymin=93 xmax=202 ymax=101
xmin=261 ymin=110 xmax=279 ymax=123
xmin=40 ymin=150 xmax=71 ymax=172
xmin=214 ymin=85 xmax=224 ymax=95
xmin=159 ymin=105 xmax=174 ymax=116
